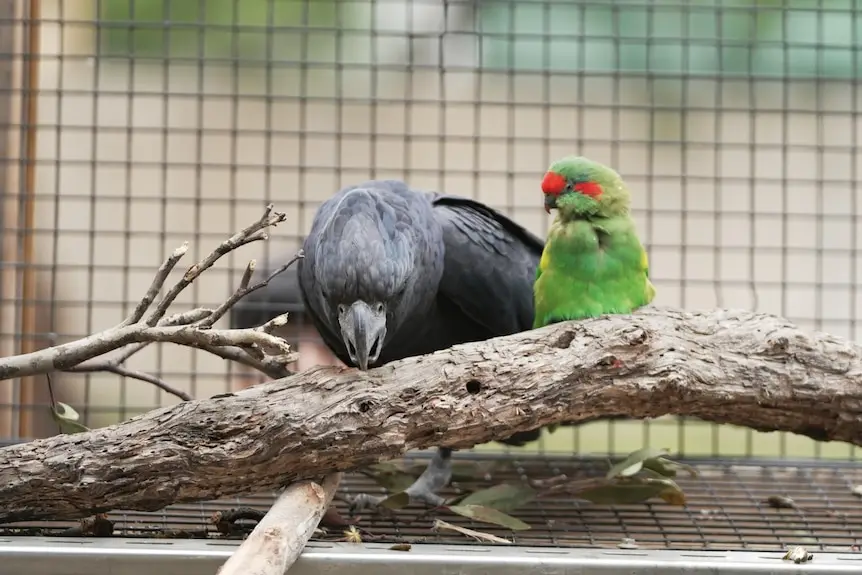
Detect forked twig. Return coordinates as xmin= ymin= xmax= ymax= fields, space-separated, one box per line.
xmin=0 ymin=204 xmax=300 ymax=400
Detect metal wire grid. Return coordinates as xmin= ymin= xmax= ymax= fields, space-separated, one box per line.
xmin=1 ymin=453 xmax=861 ymax=553
xmin=0 ymin=1 xmax=859 ymax=458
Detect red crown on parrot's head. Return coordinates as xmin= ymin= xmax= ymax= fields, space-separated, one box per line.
xmin=541 ymin=172 xmax=566 ymax=195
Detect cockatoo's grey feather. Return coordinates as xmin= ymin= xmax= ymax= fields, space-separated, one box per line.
xmin=298 ymin=180 xmax=543 ymax=406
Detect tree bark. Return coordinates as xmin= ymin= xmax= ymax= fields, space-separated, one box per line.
xmin=1 ymin=306 xmax=860 ymax=523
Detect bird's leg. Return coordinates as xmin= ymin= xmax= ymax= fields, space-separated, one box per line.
xmin=348 ymin=447 xmax=453 ymax=514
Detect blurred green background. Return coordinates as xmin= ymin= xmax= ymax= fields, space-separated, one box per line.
xmin=98 ymin=0 xmax=862 ymax=79
xmin=94 ymin=0 xmax=861 ymax=460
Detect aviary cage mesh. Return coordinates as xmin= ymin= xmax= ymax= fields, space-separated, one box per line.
xmin=0 ymin=0 xmax=860 ymax=558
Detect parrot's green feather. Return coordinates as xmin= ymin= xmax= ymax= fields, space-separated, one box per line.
xmin=533 ymin=156 xmax=656 ymax=329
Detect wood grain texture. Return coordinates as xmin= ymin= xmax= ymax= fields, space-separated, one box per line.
xmin=1 ymin=306 xmax=860 ymax=523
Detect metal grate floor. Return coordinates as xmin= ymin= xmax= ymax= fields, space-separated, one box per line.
xmin=3 ymin=453 xmax=862 ymax=553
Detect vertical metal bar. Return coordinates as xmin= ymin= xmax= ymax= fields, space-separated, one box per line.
xmin=0 ymin=0 xmax=21 ymax=438
xmin=15 ymin=0 xmax=41 ymax=437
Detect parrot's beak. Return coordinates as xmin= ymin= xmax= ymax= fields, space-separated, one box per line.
xmin=338 ymin=300 xmax=387 ymax=371
xmin=543 ymin=194 xmax=557 ymax=214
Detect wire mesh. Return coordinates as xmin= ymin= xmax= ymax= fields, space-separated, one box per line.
xmin=0 ymin=0 xmax=860 ymax=556
xmin=2 ymin=453 xmax=862 ymax=553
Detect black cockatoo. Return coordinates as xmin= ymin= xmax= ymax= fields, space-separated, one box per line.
xmin=234 ymin=179 xmax=545 ymax=511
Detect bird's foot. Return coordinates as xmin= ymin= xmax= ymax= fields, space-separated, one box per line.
xmin=348 ymin=447 xmax=453 ymax=515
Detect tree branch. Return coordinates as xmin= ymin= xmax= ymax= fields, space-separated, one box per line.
xmin=0 ymin=203 xmax=307 ymax=573
xmin=199 ymin=251 xmax=304 ymax=330
xmin=144 ymin=204 xmax=287 ymax=327
xmin=1 ymin=306 xmax=859 ymax=524
xmin=0 ymin=204 xmax=299 ymax=394
xmin=217 ymin=473 xmax=342 ymax=575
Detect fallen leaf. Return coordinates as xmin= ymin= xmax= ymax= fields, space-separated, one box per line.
xmin=642 ymin=456 xmax=698 ymax=478
xmin=648 ymin=478 xmax=687 ymax=506
xmin=618 ymin=537 xmax=638 ymax=549
xmin=606 ymin=447 xmax=669 ymax=479
xmin=51 ymin=402 xmax=90 ymax=434
xmin=433 ymin=519 xmax=512 ymax=544
xmin=573 ymin=479 xmax=670 ymax=505
xmin=457 ymin=484 xmax=537 ymax=513
xmin=379 ymin=491 xmax=411 ymax=510
xmin=389 ymin=543 xmax=412 ymax=551
xmin=783 ymin=546 xmax=813 ymax=564
xmin=766 ymin=495 xmax=797 ymax=510
xmin=447 ymin=504 xmax=530 ymax=531
xmin=528 ymin=474 xmax=570 ymax=490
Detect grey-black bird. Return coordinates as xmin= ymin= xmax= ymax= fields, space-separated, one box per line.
xmin=291 ymin=179 xmax=544 ymax=511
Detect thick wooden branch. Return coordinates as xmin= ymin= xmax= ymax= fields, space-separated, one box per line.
xmin=1 ymin=306 xmax=860 ymax=523
xmin=217 ymin=473 xmax=342 ymax=575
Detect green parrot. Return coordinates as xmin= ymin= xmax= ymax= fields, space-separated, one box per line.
xmin=533 ymin=155 xmax=656 ymax=329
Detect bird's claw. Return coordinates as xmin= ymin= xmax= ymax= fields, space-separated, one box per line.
xmin=347 ymin=493 xmax=387 ymax=516
xmin=348 ymin=447 xmax=454 ymax=516
xmin=347 ymin=488 xmax=447 ymax=516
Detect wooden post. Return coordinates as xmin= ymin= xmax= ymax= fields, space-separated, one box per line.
xmin=0 ymin=0 xmax=40 ymax=438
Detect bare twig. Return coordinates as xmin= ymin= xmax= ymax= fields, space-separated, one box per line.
xmin=199 ymin=250 xmax=304 ymax=330
xmin=122 ymin=243 xmax=190 ymax=327
xmin=69 ymin=363 xmax=193 ymax=402
xmin=74 ymin=309 xmax=214 ymax=369
xmin=0 ymin=310 xmax=294 ymax=381
xmin=217 ymin=473 xmax=342 ymax=575
xmin=201 ymin=342 xmax=297 ymax=380
xmin=144 ymin=204 xmax=287 ymax=327
xmin=65 ymin=308 xmax=218 ymax=401
xmin=45 ymin=373 xmax=61 ymax=435
xmin=0 ymin=204 xmax=297 ymax=398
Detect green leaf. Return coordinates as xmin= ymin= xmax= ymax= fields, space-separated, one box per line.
xmin=605 ymin=447 xmax=669 ymax=480
xmin=642 ymin=456 xmax=698 ymax=478
xmin=458 ymin=484 xmax=537 ymax=513
xmin=447 ymin=504 xmax=531 ymax=531
xmin=379 ymin=491 xmax=411 ymax=510
xmin=51 ymin=402 xmax=90 ymax=434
